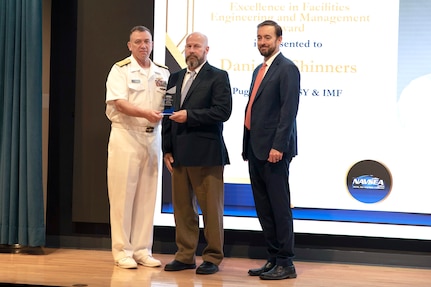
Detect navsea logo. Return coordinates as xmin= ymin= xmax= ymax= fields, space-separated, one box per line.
xmin=352 ymin=175 xmax=385 ymax=190
xmin=346 ymin=160 xmax=392 ymax=204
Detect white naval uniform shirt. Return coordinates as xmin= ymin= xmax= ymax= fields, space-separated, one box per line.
xmin=105 ymin=55 xmax=170 ymax=128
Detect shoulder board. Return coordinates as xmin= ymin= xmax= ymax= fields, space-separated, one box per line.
xmin=154 ymin=62 xmax=169 ymax=70
xmin=115 ymin=58 xmax=131 ymax=67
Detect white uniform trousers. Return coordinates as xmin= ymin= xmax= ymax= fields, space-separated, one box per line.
xmin=107 ymin=125 xmax=160 ymax=262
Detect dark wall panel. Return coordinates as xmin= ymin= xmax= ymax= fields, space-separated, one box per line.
xmin=47 ymin=0 xmax=78 ymax=237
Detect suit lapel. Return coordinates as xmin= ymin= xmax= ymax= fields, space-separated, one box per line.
xmin=254 ymin=54 xmax=281 ymax=101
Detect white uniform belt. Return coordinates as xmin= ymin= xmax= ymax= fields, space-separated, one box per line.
xmin=111 ymin=122 xmax=157 ymax=133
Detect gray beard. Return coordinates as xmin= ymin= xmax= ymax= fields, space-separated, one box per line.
xmin=186 ymin=56 xmax=201 ymax=69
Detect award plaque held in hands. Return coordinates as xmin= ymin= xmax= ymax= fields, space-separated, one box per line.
xmin=162 ymin=86 xmax=176 ymax=116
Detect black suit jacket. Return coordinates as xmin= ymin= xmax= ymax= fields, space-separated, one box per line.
xmin=162 ymin=62 xmax=232 ymax=167
xmin=242 ymin=53 xmax=300 ymax=161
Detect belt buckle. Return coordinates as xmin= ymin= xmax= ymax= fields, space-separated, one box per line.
xmin=145 ymin=127 xmax=154 ymax=133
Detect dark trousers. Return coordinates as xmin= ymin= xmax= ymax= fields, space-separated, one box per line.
xmin=248 ymin=145 xmax=295 ymax=266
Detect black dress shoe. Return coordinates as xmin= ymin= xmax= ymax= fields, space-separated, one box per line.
xmin=196 ymin=261 xmax=219 ymax=274
xmin=164 ymin=260 xmax=196 ymax=271
xmin=259 ymin=265 xmax=297 ymax=280
xmin=248 ymin=261 xmax=275 ymax=276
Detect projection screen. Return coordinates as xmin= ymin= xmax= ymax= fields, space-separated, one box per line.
xmin=152 ymin=0 xmax=431 ymax=240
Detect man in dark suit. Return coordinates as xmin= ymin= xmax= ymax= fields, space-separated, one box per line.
xmin=162 ymin=32 xmax=232 ymax=275
xmin=242 ymin=20 xmax=300 ymax=280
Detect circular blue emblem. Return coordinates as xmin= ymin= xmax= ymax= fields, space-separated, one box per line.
xmin=346 ymin=160 xmax=392 ymax=204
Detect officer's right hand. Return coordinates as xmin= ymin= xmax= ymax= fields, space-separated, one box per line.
xmin=146 ymin=110 xmax=163 ymax=123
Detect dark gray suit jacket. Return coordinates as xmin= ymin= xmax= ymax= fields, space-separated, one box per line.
xmin=242 ymin=53 xmax=300 ymax=161
xmin=162 ymin=62 xmax=232 ymax=167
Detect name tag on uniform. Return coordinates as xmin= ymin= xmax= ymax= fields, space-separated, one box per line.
xmin=131 ymin=79 xmax=140 ymax=83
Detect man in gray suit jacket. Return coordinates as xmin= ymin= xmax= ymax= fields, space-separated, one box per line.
xmin=242 ymin=20 xmax=300 ymax=280
xmin=162 ymin=32 xmax=232 ymax=275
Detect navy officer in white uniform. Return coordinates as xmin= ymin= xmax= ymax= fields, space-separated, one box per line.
xmin=105 ymin=25 xmax=169 ymax=269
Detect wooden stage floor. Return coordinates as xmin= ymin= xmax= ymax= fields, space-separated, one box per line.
xmin=0 ymin=248 xmax=430 ymax=287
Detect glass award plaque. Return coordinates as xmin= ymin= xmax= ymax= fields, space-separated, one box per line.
xmin=162 ymin=86 xmax=176 ymax=116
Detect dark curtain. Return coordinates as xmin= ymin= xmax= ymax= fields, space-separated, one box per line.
xmin=0 ymin=0 xmax=45 ymax=246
